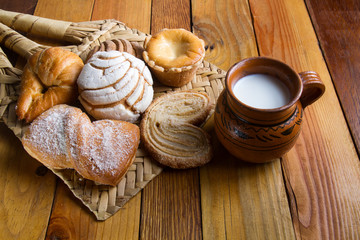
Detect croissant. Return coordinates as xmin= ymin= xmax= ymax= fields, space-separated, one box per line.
xmin=22 ymin=104 xmax=140 ymax=186
xmin=140 ymin=91 xmax=213 ymax=169
xmin=16 ymin=47 xmax=84 ymax=123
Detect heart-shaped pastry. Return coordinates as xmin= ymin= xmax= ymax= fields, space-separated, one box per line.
xmin=140 ymin=91 xmax=213 ymax=169
xmin=22 ymin=104 xmax=140 ymax=186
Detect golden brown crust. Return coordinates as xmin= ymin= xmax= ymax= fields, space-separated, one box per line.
xmin=22 ymin=104 xmax=140 ymax=186
xmin=143 ymin=29 xmax=205 ymax=87
xmin=16 ymin=47 xmax=84 ymax=123
xmin=140 ymin=91 xmax=213 ymax=169
xmin=72 ymin=119 xmax=139 ymax=186
xmin=144 ymin=29 xmax=205 ymax=69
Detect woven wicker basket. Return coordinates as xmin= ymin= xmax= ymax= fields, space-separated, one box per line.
xmin=0 ymin=10 xmax=226 ymax=220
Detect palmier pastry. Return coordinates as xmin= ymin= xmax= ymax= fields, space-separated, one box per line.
xmin=16 ymin=47 xmax=84 ymax=123
xmin=143 ymin=28 xmax=205 ymax=87
xmin=22 ymin=104 xmax=140 ymax=186
xmin=140 ymin=91 xmax=213 ymax=169
xmin=85 ymin=39 xmax=143 ymax=62
xmin=77 ymin=51 xmax=154 ymax=123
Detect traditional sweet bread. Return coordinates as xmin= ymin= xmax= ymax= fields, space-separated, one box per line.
xmin=16 ymin=47 xmax=84 ymax=123
xmin=140 ymin=91 xmax=213 ymax=169
xmin=77 ymin=51 xmax=154 ymax=123
xmin=22 ymin=104 xmax=140 ymax=186
xmin=85 ymin=39 xmax=143 ymax=62
xmin=143 ymin=28 xmax=205 ymax=87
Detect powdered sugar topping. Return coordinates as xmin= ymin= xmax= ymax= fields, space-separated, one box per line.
xmin=22 ymin=105 xmax=140 ymax=185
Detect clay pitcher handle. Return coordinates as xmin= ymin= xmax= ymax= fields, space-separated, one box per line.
xmin=298 ymin=71 xmax=325 ymax=109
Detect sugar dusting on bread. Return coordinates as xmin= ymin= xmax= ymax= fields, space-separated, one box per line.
xmin=22 ymin=104 xmax=140 ymax=186
xmin=87 ymin=120 xmax=136 ymax=175
xmin=35 ymin=111 xmax=67 ymax=156
xmin=22 ymin=106 xmax=73 ymax=169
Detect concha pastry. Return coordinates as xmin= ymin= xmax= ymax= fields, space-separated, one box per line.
xmin=85 ymin=39 xmax=143 ymax=62
xmin=140 ymin=91 xmax=213 ymax=169
xmin=77 ymin=51 xmax=154 ymax=123
xmin=143 ymin=28 xmax=205 ymax=87
xmin=22 ymin=104 xmax=140 ymax=186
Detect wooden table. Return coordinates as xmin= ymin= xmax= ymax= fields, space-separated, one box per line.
xmin=1 ymin=0 xmax=359 ymax=239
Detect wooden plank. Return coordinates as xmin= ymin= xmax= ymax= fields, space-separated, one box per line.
xmin=34 ymin=0 xmax=94 ymax=22
xmin=0 ymin=2 xmax=57 ymax=239
xmin=192 ymin=0 xmax=258 ymax=70
xmin=192 ymin=0 xmax=296 ymax=239
xmin=46 ymin=181 xmax=141 ymax=239
xmin=200 ymin=141 xmax=295 ymax=239
xmin=34 ymin=0 xmax=150 ymax=239
xmin=150 ymin=0 xmax=191 ymax=33
xmin=140 ymin=169 xmax=202 ymax=239
xmin=139 ymin=0 xmax=202 ymax=239
xmin=1 ymin=0 xmax=38 ymax=14
xmin=305 ymin=0 xmax=360 ymax=154
xmin=249 ymin=0 xmax=360 ymax=238
xmin=91 ymin=0 xmax=151 ymax=33
xmin=0 ymin=123 xmax=56 ymax=239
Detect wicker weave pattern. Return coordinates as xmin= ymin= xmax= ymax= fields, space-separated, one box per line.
xmin=0 ymin=12 xmax=226 ymax=220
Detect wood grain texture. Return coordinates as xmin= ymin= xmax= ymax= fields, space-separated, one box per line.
xmin=46 ymin=181 xmax=141 ymax=240
xmin=192 ymin=0 xmax=258 ymax=70
xmin=192 ymin=0 xmax=295 ymax=239
xmin=305 ymin=0 xmax=360 ymax=154
xmin=249 ymin=0 xmax=360 ymax=238
xmin=140 ymin=169 xmax=202 ymax=239
xmin=34 ymin=0 xmax=94 ymax=22
xmin=2 ymin=0 xmax=359 ymax=239
xmin=139 ymin=0 xmax=203 ymax=239
xmin=91 ymin=0 xmax=151 ymax=33
xmin=150 ymin=0 xmax=191 ymax=34
xmin=0 ymin=123 xmax=56 ymax=239
xmin=36 ymin=0 xmax=151 ymax=239
xmin=0 ymin=0 xmax=37 ymax=14
xmin=0 ymin=3 xmax=56 ymax=239
xmin=200 ymin=139 xmax=295 ymax=240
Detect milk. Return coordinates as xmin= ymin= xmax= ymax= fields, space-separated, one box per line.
xmin=232 ymin=74 xmax=291 ymax=109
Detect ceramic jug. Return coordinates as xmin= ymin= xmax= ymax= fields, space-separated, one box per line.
xmin=214 ymin=57 xmax=325 ymax=163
